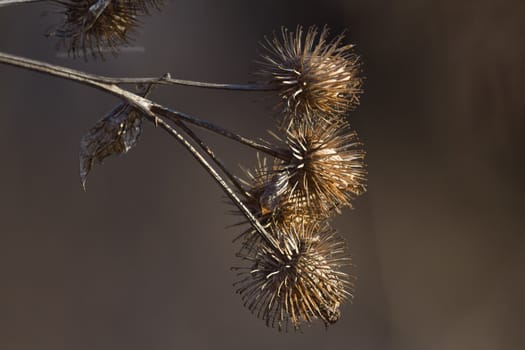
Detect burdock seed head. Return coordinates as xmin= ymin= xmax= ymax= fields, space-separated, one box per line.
xmin=234 ymin=116 xmax=366 ymax=252
xmin=235 ymin=156 xmax=292 ymax=253
xmin=235 ymin=155 xmax=319 ymax=255
xmin=258 ymin=25 xmax=362 ymax=128
xmin=277 ymin=116 xmax=367 ymax=217
xmin=49 ymin=0 xmax=164 ymax=59
xmin=234 ymin=220 xmax=353 ymax=331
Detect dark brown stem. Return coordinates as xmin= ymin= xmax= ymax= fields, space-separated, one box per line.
xmin=172 ymin=119 xmax=249 ymax=198
xmin=151 ymin=105 xmax=289 ymax=160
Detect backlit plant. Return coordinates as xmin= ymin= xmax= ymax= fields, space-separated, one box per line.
xmin=0 ymin=0 xmax=366 ymax=332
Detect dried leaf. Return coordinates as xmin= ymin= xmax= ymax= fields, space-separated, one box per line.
xmin=80 ymin=103 xmax=143 ymax=189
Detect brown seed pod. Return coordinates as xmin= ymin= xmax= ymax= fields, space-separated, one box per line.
xmin=234 ymin=118 xmax=366 ymax=252
xmin=49 ymin=0 xmax=164 ymax=59
xmin=276 ymin=116 xmax=367 ymax=218
xmin=258 ymin=25 xmax=362 ymax=128
xmin=235 ymin=155 xmax=318 ymax=255
xmin=234 ymin=220 xmax=353 ymax=331
xmin=241 ymin=156 xmax=289 ymax=221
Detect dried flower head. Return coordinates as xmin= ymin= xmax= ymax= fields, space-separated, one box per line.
xmin=234 ymin=220 xmax=353 ymax=331
xmin=49 ymin=0 xmax=164 ymax=58
xmin=276 ymin=117 xmax=367 ymax=217
xmin=241 ymin=156 xmax=288 ymax=220
xmin=258 ymin=25 xmax=362 ymax=128
xmin=235 ymin=155 xmax=318 ymax=254
xmin=234 ymin=118 xmax=365 ymax=254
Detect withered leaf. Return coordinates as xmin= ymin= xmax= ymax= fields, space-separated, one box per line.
xmin=80 ymin=102 xmax=143 ymax=189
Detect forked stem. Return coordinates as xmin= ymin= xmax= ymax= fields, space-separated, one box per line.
xmin=173 ymin=119 xmax=249 ymax=198
xmin=151 ymin=105 xmax=289 ymax=160
xmin=0 ymin=50 xmax=284 ymax=255
xmin=0 ymin=51 xmax=275 ymax=91
xmin=0 ymin=51 xmax=287 ymax=160
xmin=150 ymin=115 xmax=282 ymax=255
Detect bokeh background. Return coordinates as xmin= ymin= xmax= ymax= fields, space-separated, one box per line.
xmin=1 ymin=0 xmax=524 ymax=349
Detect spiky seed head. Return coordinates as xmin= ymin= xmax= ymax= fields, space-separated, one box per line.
xmin=241 ymin=155 xmax=288 ymax=220
xmin=234 ymin=119 xmax=366 ymax=252
xmin=277 ymin=116 xmax=367 ymax=217
xmin=49 ymin=0 xmax=164 ymax=59
xmin=258 ymin=25 xmax=362 ymax=128
xmin=234 ymin=220 xmax=353 ymax=331
xmin=235 ymin=155 xmax=318 ymax=255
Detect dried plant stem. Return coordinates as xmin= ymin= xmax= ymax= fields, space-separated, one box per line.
xmin=0 ymin=50 xmax=283 ymax=255
xmin=104 ymin=75 xmax=276 ymax=92
xmin=0 ymin=52 xmax=274 ymax=91
xmin=171 ymin=119 xmax=249 ymax=197
xmin=151 ymin=105 xmax=289 ymax=160
xmin=0 ymin=51 xmax=287 ymax=159
xmin=148 ymin=116 xmax=282 ymax=255
xmin=0 ymin=0 xmax=45 ymax=7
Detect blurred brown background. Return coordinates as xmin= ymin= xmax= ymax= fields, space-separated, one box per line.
xmin=1 ymin=0 xmax=524 ymax=349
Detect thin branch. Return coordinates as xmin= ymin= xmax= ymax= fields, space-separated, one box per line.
xmin=0 ymin=51 xmax=289 ymax=160
xmin=0 ymin=52 xmax=275 ymax=91
xmin=0 ymin=0 xmax=45 ymax=7
xmin=104 ymin=75 xmax=277 ymax=91
xmin=151 ymin=105 xmax=289 ymax=160
xmin=172 ymin=119 xmax=249 ymax=198
xmin=148 ymin=115 xmax=282 ymax=256
xmin=0 ymin=51 xmax=113 ymax=93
